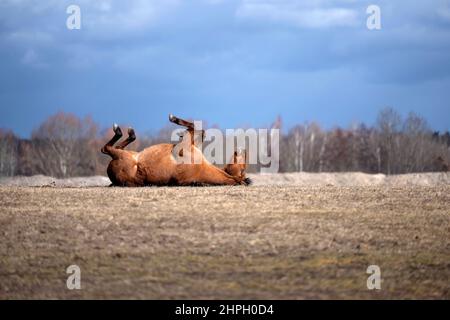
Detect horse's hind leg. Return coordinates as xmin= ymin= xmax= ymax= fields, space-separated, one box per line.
xmin=169 ymin=114 xmax=194 ymax=129
xmin=101 ymin=124 xmax=123 ymax=155
xmin=115 ymin=127 xmax=136 ymax=150
xmin=169 ymin=114 xmax=205 ymax=146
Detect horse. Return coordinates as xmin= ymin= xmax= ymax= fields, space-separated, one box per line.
xmin=101 ymin=114 xmax=251 ymax=187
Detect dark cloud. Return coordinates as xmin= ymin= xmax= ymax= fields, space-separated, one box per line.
xmin=0 ymin=0 xmax=449 ymax=136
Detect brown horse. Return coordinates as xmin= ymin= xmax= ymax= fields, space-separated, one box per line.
xmin=101 ymin=115 xmax=251 ymax=187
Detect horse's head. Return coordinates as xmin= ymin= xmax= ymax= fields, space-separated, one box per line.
xmin=224 ymin=149 xmax=247 ymax=180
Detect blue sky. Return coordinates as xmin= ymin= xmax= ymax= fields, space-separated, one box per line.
xmin=1 ymin=0 xmax=450 ymax=137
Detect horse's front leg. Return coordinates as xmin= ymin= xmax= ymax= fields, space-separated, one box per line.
xmin=176 ymin=164 xmax=247 ymax=186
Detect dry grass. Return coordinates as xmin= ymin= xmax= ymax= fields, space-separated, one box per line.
xmin=0 ymin=185 xmax=449 ymax=299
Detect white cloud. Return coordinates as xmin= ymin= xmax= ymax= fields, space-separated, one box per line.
xmin=21 ymin=49 xmax=38 ymax=64
xmin=80 ymin=0 xmax=181 ymax=34
xmin=21 ymin=48 xmax=47 ymax=67
xmin=204 ymin=0 xmax=226 ymax=4
xmin=437 ymin=5 xmax=450 ymax=21
xmin=0 ymin=0 xmax=181 ymax=40
xmin=236 ymin=0 xmax=359 ymax=28
xmin=7 ymin=31 xmax=53 ymax=44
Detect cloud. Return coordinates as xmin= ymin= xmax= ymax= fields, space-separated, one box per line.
xmin=0 ymin=0 xmax=181 ymax=39
xmin=1 ymin=0 xmax=450 ymax=138
xmin=21 ymin=49 xmax=37 ymax=64
xmin=79 ymin=0 xmax=181 ymax=35
xmin=204 ymin=0 xmax=226 ymax=4
xmin=236 ymin=0 xmax=359 ymax=28
xmin=6 ymin=31 xmax=53 ymax=45
xmin=437 ymin=5 xmax=450 ymax=21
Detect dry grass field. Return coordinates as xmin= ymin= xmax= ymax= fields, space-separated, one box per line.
xmin=0 ymin=181 xmax=449 ymax=299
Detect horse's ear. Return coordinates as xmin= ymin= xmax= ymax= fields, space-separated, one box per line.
xmin=237 ymin=148 xmax=247 ymax=164
xmin=233 ymin=151 xmax=238 ymax=163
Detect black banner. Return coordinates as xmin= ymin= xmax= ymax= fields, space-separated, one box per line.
xmin=0 ymin=300 xmax=444 ymax=319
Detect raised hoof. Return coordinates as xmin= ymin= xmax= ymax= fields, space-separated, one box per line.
xmin=169 ymin=114 xmax=175 ymax=121
xmin=128 ymin=127 xmax=136 ymax=139
xmin=113 ymin=123 xmax=123 ymax=136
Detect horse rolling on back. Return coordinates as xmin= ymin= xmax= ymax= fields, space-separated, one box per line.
xmin=101 ymin=115 xmax=251 ymax=187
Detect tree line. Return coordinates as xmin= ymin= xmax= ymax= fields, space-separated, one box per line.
xmin=0 ymin=108 xmax=449 ymax=178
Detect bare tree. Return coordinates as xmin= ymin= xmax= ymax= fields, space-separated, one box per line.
xmin=30 ymin=112 xmax=98 ymax=178
xmin=0 ymin=129 xmax=19 ymax=177
xmin=377 ymin=107 xmax=402 ymax=174
xmin=400 ymin=112 xmax=430 ymax=172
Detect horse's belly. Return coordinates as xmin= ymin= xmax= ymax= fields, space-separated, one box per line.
xmin=137 ymin=144 xmax=177 ymax=185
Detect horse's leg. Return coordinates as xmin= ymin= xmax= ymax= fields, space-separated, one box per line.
xmin=169 ymin=114 xmax=194 ymax=129
xmin=101 ymin=124 xmax=123 ymax=156
xmin=198 ymin=165 xmax=249 ymax=185
xmin=177 ymin=163 xmax=247 ymax=186
xmin=115 ymin=127 xmax=136 ymax=150
xmin=169 ymin=114 xmax=205 ymax=146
